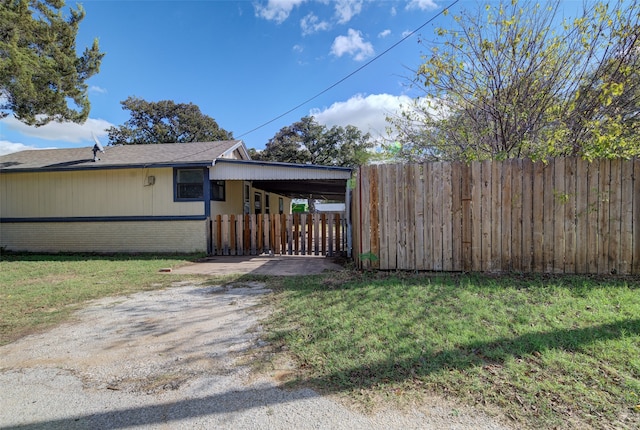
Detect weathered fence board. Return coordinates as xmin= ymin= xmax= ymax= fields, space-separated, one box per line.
xmin=461 ymin=162 xmax=473 ymax=272
xmin=634 ymin=160 xmax=640 ymax=275
xmin=354 ymin=158 xmax=639 ymax=274
xmin=586 ymin=161 xmax=600 ymax=271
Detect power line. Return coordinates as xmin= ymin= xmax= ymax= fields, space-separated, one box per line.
xmin=237 ymin=0 xmax=461 ymax=140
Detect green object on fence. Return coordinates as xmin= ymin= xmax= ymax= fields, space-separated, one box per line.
xmin=292 ymin=203 xmax=307 ymax=213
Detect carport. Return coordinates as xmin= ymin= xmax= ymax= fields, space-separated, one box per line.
xmin=210 ymin=159 xmax=352 ymax=201
xmin=209 ymin=159 xmax=354 ymax=257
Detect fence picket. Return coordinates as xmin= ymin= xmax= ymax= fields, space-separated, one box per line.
xmin=235 ymin=215 xmax=243 ymax=256
xmin=273 ymin=214 xmax=280 ymax=255
xmin=229 ymin=214 xmax=236 ymax=256
xmin=388 ymin=164 xmax=399 ymax=269
xmin=359 ymin=167 xmax=370 ymax=266
xmin=598 ymin=160 xmax=611 ymax=274
xmin=250 ymin=215 xmax=257 ymax=255
xmin=511 ymin=159 xmax=523 ymax=272
xmin=587 ymin=162 xmax=600 ymax=271
xmin=501 ymin=160 xmax=513 ymax=271
xmin=521 ymin=159 xmax=533 ymax=272
xmin=370 ymin=165 xmax=380 ymax=268
xmin=335 ymin=213 xmax=341 ymax=256
xmin=431 ymin=161 xmax=443 ymax=271
xmin=327 ymin=213 xmax=334 ymax=257
xmin=491 ymin=160 xmax=502 ymax=272
xmin=575 ymin=159 xmax=589 ymax=273
xmin=300 ymin=214 xmax=306 ymax=255
xmin=634 ymin=159 xmax=640 ymax=275
xmin=470 ymin=161 xmax=482 ymax=271
xmin=221 ymin=214 xmax=229 ymax=255
xmin=620 ymin=161 xmax=634 ymax=274
xmin=480 ymin=160 xmax=492 ymax=271
xmin=442 ymin=162 xmax=453 ymax=271
xmin=285 ymin=214 xmax=292 ymax=255
xmin=609 ymin=160 xmax=622 ymax=273
xmin=542 ymin=160 xmax=555 ymax=272
xmin=564 ymin=158 xmax=577 ymax=274
xmin=451 ymin=162 xmax=463 ymax=271
xmin=553 ymin=158 xmax=565 ymax=273
xmin=406 ymin=164 xmax=417 ymax=269
xmin=532 ymin=161 xmax=545 ymax=272
xmin=415 ymin=163 xmax=426 ymax=270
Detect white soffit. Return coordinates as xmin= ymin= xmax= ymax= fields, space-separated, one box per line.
xmin=209 ymin=160 xmax=352 ymax=181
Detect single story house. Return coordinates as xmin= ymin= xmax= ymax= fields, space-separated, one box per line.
xmin=0 ymin=140 xmax=352 ymax=253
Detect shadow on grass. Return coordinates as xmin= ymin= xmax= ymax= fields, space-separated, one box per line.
xmin=4 ymin=319 xmax=637 ymax=430
xmin=301 ymin=318 xmax=640 ymax=391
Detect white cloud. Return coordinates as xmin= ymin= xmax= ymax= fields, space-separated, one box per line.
xmin=330 ymin=29 xmax=374 ymax=61
xmin=378 ymin=29 xmax=391 ymax=38
xmin=334 ymin=0 xmax=363 ymax=24
xmin=0 ymin=140 xmax=46 ymax=156
xmin=406 ymin=0 xmax=438 ymax=11
xmin=89 ymin=85 xmax=107 ymax=94
xmin=310 ymin=93 xmax=413 ymax=140
xmin=1 ymin=116 xmax=112 ymax=143
xmin=255 ymin=0 xmax=306 ymax=24
xmin=292 ymin=44 xmax=304 ymax=53
xmin=300 ymin=12 xmax=329 ymax=35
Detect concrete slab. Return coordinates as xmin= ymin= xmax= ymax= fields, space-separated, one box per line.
xmin=171 ymin=255 xmax=343 ymax=276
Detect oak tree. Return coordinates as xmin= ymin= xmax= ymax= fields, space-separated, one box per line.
xmin=107 ymin=97 xmax=233 ymax=144
xmin=254 ymin=116 xmax=373 ymax=167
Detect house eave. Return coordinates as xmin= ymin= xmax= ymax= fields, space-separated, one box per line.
xmin=0 ymin=161 xmax=213 ymax=174
xmin=213 ymin=158 xmax=353 ymax=172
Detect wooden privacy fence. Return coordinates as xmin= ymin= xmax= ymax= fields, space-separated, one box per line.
xmin=211 ymin=213 xmax=347 ymax=256
xmin=353 ymin=158 xmax=640 ymax=274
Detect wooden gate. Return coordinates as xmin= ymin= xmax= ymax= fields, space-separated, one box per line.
xmin=210 ymin=213 xmax=347 ymax=256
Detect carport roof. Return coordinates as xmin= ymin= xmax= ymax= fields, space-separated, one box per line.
xmin=211 ymin=158 xmax=352 ymax=180
xmin=211 ymin=159 xmax=352 ymax=201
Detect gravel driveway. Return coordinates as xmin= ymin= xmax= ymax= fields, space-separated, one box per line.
xmin=0 ymin=281 xmax=510 ymax=429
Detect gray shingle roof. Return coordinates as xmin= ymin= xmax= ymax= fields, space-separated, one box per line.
xmin=0 ymin=141 xmax=245 ymax=171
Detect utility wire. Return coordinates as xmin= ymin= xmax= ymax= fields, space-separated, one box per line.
xmin=237 ymin=0 xmax=461 ymax=140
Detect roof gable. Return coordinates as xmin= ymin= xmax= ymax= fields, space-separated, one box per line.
xmin=0 ymin=141 xmax=247 ymax=172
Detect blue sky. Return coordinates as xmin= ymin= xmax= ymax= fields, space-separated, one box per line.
xmin=0 ymin=0 xmax=461 ymax=155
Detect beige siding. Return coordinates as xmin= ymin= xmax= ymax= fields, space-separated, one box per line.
xmin=210 ymin=180 xmax=244 ymax=214
xmin=0 ymin=221 xmax=207 ymax=253
xmin=0 ymin=168 xmax=203 ymax=218
xmin=209 ymin=180 xmax=292 ymax=216
xmin=249 ymin=188 xmax=292 ymax=215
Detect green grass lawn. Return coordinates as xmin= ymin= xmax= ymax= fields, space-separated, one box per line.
xmin=0 ymin=253 xmax=205 ymax=345
xmin=263 ymin=271 xmax=640 ymax=429
xmin=2 ymin=253 xmax=639 ymax=428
